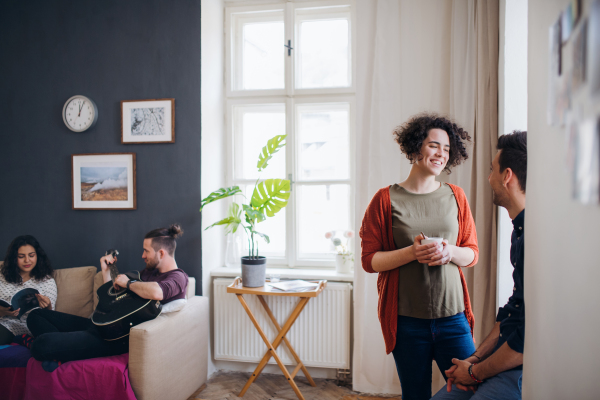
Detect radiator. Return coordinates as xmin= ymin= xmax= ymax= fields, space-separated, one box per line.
xmin=213 ymin=278 xmax=352 ymax=369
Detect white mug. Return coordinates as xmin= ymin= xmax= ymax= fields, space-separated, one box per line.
xmin=421 ymin=237 xmax=443 ymax=246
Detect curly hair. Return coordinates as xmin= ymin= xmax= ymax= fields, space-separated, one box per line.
xmin=1 ymin=235 xmax=54 ymax=285
xmin=393 ymin=113 xmax=471 ymax=173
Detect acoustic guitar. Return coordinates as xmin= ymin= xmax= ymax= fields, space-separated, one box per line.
xmin=92 ymin=249 xmax=162 ymax=340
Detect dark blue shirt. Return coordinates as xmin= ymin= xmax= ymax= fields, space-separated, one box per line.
xmin=495 ymin=209 xmax=525 ymax=356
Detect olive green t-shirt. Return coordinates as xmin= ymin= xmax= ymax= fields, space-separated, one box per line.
xmin=390 ymin=183 xmax=464 ymax=319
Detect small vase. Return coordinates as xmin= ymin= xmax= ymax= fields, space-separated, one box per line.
xmin=335 ymin=254 xmax=352 ymax=274
xmin=241 ymin=256 xmax=267 ymax=287
xmin=225 ymin=230 xmax=243 ymax=268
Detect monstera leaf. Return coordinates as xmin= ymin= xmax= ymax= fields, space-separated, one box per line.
xmin=251 ymin=231 xmax=270 ymax=244
xmin=200 ymin=186 xmax=242 ymax=212
xmin=250 ymin=179 xmax=291 ymax=217
xmin=243 ymin=204 xmax=266 ymax=224
xmin=257 ymin=135 xmax=287 ymax=171
xmin=205 ymin=203 xmax=242 ymax=234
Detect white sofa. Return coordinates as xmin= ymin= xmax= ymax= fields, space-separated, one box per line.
xmin=49 ymin=266 xmax=209 ymax=400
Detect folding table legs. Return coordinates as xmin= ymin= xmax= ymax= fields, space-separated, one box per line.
xmin=235 ymin=294 xmax=314 ymax=400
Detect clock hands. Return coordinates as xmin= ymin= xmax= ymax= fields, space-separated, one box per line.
xmin=78 ymin=100 xmax=86 ymax=117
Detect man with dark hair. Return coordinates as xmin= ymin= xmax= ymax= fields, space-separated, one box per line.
xmin=26 ymin=224 xmax=188 ymax=371
xmin=432 ymin=131 xmax=527 ymax=400
xmin=110 ymin=224 xmax=187 ymax=303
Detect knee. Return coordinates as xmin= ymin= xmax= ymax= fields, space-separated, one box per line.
xmin=30 ymin=334 xmax=51 ymax=361
xmin=26 ymin=308 xmax=47 ymax=332
xmin=27 ymin=308 xmax=44 ymax=325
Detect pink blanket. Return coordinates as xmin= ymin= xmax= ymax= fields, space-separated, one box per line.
xmin=23 ymin=353 xmax=137 ymax=400
xmin=0 ymin=343 xmax=137 ymax=400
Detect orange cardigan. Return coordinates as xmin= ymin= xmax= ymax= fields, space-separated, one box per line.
xmin=360 ymin=183 xmax=479 ymax=354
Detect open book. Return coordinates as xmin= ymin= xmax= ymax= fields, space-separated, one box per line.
xmin=268 ymin=280 xmax=319 ymax=292
xmin=0 ymin=288 xmax=40 ymax=318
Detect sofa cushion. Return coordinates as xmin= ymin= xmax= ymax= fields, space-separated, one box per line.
xmin=93 ymin=272 xmax=104 ymax=310
xmin=54 ymin=266 xmax=97 ymax=318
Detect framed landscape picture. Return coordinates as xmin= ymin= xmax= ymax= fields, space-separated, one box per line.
xmin=121 ymin=98 xmax=175 ymax=144
xmin=72 ymin=153 xmax=137 ymax=210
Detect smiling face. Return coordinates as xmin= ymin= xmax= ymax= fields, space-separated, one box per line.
xmin=415 ymin=128 xmax=450 ymax=176
xmin=17 ymin=245 xmax=37 ymax=276
xmin=142 ymin=238 xmax=160 ymax=270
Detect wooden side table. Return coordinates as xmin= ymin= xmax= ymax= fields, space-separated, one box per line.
xmin=226 ymin=277 xmax=327 ymax=400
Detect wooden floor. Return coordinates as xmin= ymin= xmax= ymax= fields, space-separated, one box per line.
xmin=189 ymin=371 xmax=402 ymax=400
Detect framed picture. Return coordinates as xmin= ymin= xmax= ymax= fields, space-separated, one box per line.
xmin=589 ymin=0 xmax=600 ymax=97
xmin=573 ymin=119 xmax=600 ymax=205
xmin=572 ymin=18 xmax=587 ymax=92
xmin=72 ymin=153 xmax=137 ymax=210
xmin=121 ymin=98 xmax=174 ymax=144
xmin=561 ymin=0 xmax=582 ymax=44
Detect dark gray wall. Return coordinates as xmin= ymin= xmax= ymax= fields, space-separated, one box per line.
xmin=0 ymin=1 xmax=202 ymax=294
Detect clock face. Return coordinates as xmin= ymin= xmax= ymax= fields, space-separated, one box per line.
xmin=63 ymin=96 xmax=97 ymax=132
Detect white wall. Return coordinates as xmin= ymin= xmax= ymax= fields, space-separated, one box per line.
xmin=526 ymin=0 xmax=600 ymax=398
xmin=201 ymin=0 xmax=226 ymax=379
xmin=498 ymin=0 xmax=528 ymax=310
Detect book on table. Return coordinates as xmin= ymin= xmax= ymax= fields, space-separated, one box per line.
xmin=0 ymin=288 xmax=40 ymax=318
xmin=268 ymin=280 xmax=319 ymax=292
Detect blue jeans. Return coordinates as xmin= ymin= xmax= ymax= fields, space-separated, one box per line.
xmin=391 ymin=312 xmax=475 ymax=400
xmin=430 ymin=369 xmax=522 ymax=400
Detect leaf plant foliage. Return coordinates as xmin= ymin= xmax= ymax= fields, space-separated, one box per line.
xmin=201 ymin=135 xmax=289 ymax=258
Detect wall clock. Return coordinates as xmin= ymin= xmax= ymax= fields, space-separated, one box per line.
xmin=62 ymin=95 xmax=98 ymax=132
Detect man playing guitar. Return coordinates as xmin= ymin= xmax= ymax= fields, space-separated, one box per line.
xmin=26 ymin=224 xmax=188 ymax=372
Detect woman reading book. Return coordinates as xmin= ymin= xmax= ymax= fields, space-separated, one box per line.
xmin=0 ymin=235 xmax=57 ymax=345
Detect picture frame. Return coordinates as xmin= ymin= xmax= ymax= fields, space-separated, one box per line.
xmin=572 ymin=119 xmax=600 ymax=205
xmin=72 ymin=153 xmax=137 ymax=210
xmin=121 ymin=98 xmax=175 ymax=144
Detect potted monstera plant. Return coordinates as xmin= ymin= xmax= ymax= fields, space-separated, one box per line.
xmin=200 ymin=135 xmax=290 ymax=287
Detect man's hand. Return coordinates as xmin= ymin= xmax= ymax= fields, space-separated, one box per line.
xmin=35 ymin=294 xmax=52 ymax=310
xmin=445 ymin=358 xmax=478 ymax=392
xmin=446 ymin=364 xmax=475 ymax=392
xmin=100 ymin=253 xmax=117 ymax=272
xmin=428 ymin=240 xmax=453 ymax=266
xmin=113 ymin=274 xmax=130 ymax=290
xmin=412 ymin=234 xmax=440 ymax=264
xmin=0 ymin=305 xmax=19 ymax=318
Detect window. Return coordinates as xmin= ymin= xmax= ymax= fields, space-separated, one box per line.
xmin=225 ymin=0 xmax=356 ymax=267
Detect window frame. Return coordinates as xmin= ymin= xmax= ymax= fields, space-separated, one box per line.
xmin=224 ymin=0 xmax=356 ymax=269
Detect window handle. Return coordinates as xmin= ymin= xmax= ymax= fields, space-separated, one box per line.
xmin=284 ymin=40 xmax=293 ymax=56
xmin=288 ymin=173 xmax=295 ymax=191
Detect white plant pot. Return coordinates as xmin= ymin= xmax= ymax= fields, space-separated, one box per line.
xmin=335 ymin=254 xmax=352 ymax=274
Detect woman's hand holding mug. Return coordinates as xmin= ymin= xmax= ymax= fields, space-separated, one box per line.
xmin=427 ymin=239 xmax=453 ymax=266
xmin=413 ymin=234 xmax=443 ymax=264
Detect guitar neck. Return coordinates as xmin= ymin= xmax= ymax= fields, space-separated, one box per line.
xmin=109 ymin=263 xmax=119 ymax=283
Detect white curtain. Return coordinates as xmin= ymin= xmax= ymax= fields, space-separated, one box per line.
xmin=353 ymin=0 xmax=498 ymax=394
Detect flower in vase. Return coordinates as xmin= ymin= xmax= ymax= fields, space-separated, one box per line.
xmin=325 ymin=230 xmax=352 ymax=256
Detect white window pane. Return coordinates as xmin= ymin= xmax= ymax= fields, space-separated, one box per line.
xmin=297 ymin=184 xmax=351 ymax=259
xmin=238 ymin=185 xmax=286 ymax=258
xmin=243 ymin=21 xmax=284 ymax=90
xmin=233 ymin=104 xmax=286 ymax=180
xmin=296 ymin=18 xmax=349 ymax=89
xmin=297 ymin=103 xmax=350 ymax=180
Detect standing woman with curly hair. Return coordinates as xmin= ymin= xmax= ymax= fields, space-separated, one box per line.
xmin=0 ymin=235 xmax=57 ymax=345
xmin=360 ymin=114 xmax=479 ymax=400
